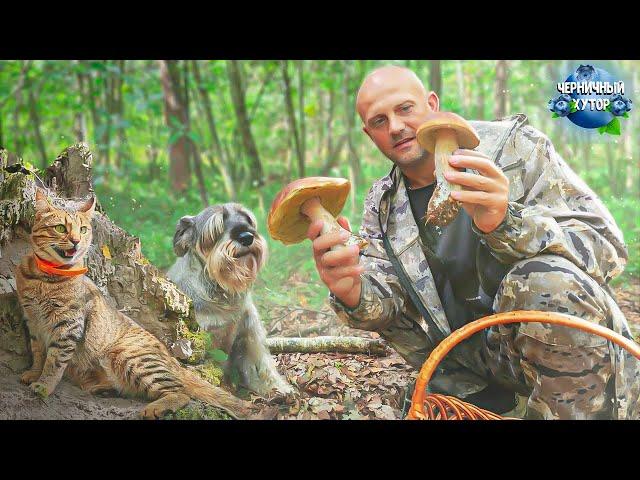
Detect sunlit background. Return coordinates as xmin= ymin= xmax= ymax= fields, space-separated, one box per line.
xmin=1 ymin=60 xmax=637 ymax=320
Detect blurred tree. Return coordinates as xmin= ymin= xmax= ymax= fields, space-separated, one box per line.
xmin=494 ymin=60 xmax=508 ymax=119
xmin=227 ymin=60 xmax=264 ymax=186
xmin=159 ymin=59 xmax=191 ymax=193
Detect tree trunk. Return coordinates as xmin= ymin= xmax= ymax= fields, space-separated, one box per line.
xmin=115 ymin=60 xmax=129 ymax=169
xmin=320 ymin=134 xmax=347 ymax=176
xmin=456 ymin=61 xmax=470 ymax=116
xmin=281 ymin=60 xmax=304 ymax=178
xmin=23 ymin=69 xmax=48 ymax=168
xmin=101 ymin=61 xmax=115 ymax=169
xmin=226 ymin=60 xmax=264 ymax=187
xmin=494 ymin=60 xmax=508 ymax=119
xmin=158 ymin=60 xmax=191 ymax=193
xmin=191 ymin=60 xmax=235 ymax=200
xmin=344 ymin=63 xmax=361 ymax=187
xmin=326 ymin=81 xmax=335 ymax=165
xmin=82 ymin=61 xmax=101 ymax=162
xmin=266 ymin=336 xmax=391 ymax=356
xmin=429 ymin=60 xmax=442 ymax=97
xmin=297 ymin=60 xmax=306 ymax=169
xmin=0 ymin=145 xmax=197 ymax=364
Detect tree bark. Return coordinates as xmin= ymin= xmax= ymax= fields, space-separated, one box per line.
xmin=297 ymin=60 xmax=306 ymax=169
xmin=158 ymin=60 xmax=191 ymax=193
xmin=24 ymin=72 xmax=48 ymax=169
xmin=343 ymin=63 xmax=362 ymax=187
xmin=82 ymin=61 xmax=101 ymax=163
xmin=266 ymin=336 xmax=391 ymax=356
xmin=429 ymin=60 xmax=442 ymax=97
xmin=494 ymin=60 xmax=508 ymax=119
xmin=191 ymin=60 xmax=235 ymax=200
xmin=0 ymin=145 xmax=198 ymax=362
xmin=226 ymin=60 xmax=264 ymax=187
xmin=281 ymin=60 xmax=304 ymax=178
xmin=115 ymin=60 xmax=130 ymax=169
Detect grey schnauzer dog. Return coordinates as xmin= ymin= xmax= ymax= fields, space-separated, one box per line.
xmin=167 ymin=203 xmax=293 ymax=397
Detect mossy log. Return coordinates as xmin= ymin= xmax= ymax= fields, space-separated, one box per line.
xmin=266 ymin=336 xmax=391 ymax=356
xmin=0 ymin=144 xmax=199 ymax=360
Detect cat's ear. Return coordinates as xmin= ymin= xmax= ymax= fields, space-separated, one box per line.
xmin=79 ymin=195 xmax=96 ymax=217
xmin=34 ymin=187 xmax=53 ymax=213
xmin=173 ymin=215 xmax=195 ymax=257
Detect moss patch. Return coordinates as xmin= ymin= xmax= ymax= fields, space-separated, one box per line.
xmin=163 ymin=401 xmax=233 ymax=420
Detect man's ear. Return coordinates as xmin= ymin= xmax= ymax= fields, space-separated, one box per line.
xmin=34 ymin=187 xmax=52 ymax=213
xmin=427 ymin=91 xmax=440 ymax=112
xmin=79 ymin=195 xmax=96 ymax=217
xmin=173 ymin=215 xmax=195 ymax=257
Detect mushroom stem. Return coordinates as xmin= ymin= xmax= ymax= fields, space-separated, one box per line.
xmin=426 ymin=129 xmax=462 ymax=226
xmin=434 ymin=129 xmax=461 ymax=193
xmin=300 ymin=196 xmax=367 ymax=251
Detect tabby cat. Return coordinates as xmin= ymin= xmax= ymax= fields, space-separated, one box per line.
xmin=15 ymin=188 xmax=254 ymax=419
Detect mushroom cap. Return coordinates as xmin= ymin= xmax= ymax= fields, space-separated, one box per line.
xmin=268 ymin=177 xmax=351 ymax=244
xmin=416 ymin=111 xmax=480 ymax=152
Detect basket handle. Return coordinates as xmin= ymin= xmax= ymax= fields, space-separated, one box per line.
xmin=407 ymin=310 xmax=640 ymax=420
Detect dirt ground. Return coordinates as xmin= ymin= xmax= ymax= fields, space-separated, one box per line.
xmin=1 ymin=279 xmax=638 ymax=420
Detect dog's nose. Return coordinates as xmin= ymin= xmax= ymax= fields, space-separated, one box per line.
xmin=236 ymin=231 xmax=254 ymax=247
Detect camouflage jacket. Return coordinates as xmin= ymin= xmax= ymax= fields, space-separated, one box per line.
xmin=329 ymin=114 xmax=634 ymax=418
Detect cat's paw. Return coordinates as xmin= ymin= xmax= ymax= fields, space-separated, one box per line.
xmin=20 ymin=369 xmax=42 ymax=385
xmin=30 ymin=382 xmax=50 ymax=399
xmin=139 ymin=406 xmax=163 ymax=420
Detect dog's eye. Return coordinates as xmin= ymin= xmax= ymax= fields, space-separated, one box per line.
xmin=54 ymin=225 xmax=67 ymax=234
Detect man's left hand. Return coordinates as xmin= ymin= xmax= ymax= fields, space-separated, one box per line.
xmin=444 ymin=149 xmax=509 ymax=234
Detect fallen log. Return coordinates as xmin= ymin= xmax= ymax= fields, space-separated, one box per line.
xmin=266 ymin=336 xmax=391 ymax=356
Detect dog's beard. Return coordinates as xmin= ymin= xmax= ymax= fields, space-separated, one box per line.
xmin=199 ymin=235 xmax=267 ymax=294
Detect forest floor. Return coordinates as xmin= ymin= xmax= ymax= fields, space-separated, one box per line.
xmin=0 ymin=277 xmax=638 ymax=420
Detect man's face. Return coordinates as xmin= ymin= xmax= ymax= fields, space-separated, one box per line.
xmin=358 ymin=72 xmax=438 ymax=169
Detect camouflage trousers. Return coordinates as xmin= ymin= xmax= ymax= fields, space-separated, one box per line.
xmin=479 ymin=254 xmax=639 ymax=420
xmin=402 ymin=254 xmax=639 ymax=420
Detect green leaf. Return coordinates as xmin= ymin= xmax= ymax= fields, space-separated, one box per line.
xmin=598 ymin=125 xmax=607 ymax=135
xmin=623 ymin=112 xmax=629 ymax=118
xmin=187 ymin=130 xmax=201 ymax=144
xmin=208 ymin=349 xmax=228 ymax=362
xmin=552 ymin=112 xmax=559 ymax=118
xmin=605 ymin=117 xmax=621 ymax=135
xmin=168 ymin=131 xmax=184 ymax=145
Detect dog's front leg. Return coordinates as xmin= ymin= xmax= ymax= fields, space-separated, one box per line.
xmin=228 ymin=303 xmax=294 ymax=397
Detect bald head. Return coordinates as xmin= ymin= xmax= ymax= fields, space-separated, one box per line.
xmin=356 ymin=66 xmax=428 ymax=122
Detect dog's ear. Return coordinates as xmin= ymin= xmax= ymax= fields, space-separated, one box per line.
xmin=173 ymin=215 xmax=195 ymax=257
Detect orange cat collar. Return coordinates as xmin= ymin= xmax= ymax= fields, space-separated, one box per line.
xmin=34 ymin=255 xmax=88 ymax=277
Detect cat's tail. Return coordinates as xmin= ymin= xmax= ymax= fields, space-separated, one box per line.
xmin=176 ymin=366 xmax=256 ymax=420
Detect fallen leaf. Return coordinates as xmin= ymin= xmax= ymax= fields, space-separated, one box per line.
xmin=101 ymin=245 xmax=112 ymax=260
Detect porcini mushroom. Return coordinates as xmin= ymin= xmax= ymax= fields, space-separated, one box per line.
xmin=267 ymin=177 xmax=367 ymax=251
xmin=416 ymin=111 xmax=480 ymax=227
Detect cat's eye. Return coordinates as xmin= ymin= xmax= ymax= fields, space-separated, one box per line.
xmin=80 ymin=226 xmax=88 ymax=234
xmin=54 ymin=225 xmax=67 ymax=234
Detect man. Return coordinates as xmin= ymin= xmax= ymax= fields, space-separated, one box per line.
xmin=306 ymin=65 xmax=639 ymax=419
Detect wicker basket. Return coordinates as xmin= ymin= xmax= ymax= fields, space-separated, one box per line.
xmin=406 ymin=310 xmax=640 ymax=420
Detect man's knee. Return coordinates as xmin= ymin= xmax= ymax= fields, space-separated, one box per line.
xmin=494 ymin=254 xmax=612 ymax=347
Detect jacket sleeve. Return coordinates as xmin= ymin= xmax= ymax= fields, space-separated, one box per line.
xmin=474 ymin=124 xmax=628 ymax=285
xmin=328 ymin=185 xmax=408 ymax=331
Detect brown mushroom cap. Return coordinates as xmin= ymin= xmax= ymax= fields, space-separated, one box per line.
xmin=268 ymin=177 xmax=351 ymax=244
xmin=416 ymin=111 xmax=480 ymax=152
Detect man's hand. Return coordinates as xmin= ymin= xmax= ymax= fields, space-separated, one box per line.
xmin=307 ymin=217 xmax=364 ymax=309
xmin=444 ymin=149 xmax=510 ymax=233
